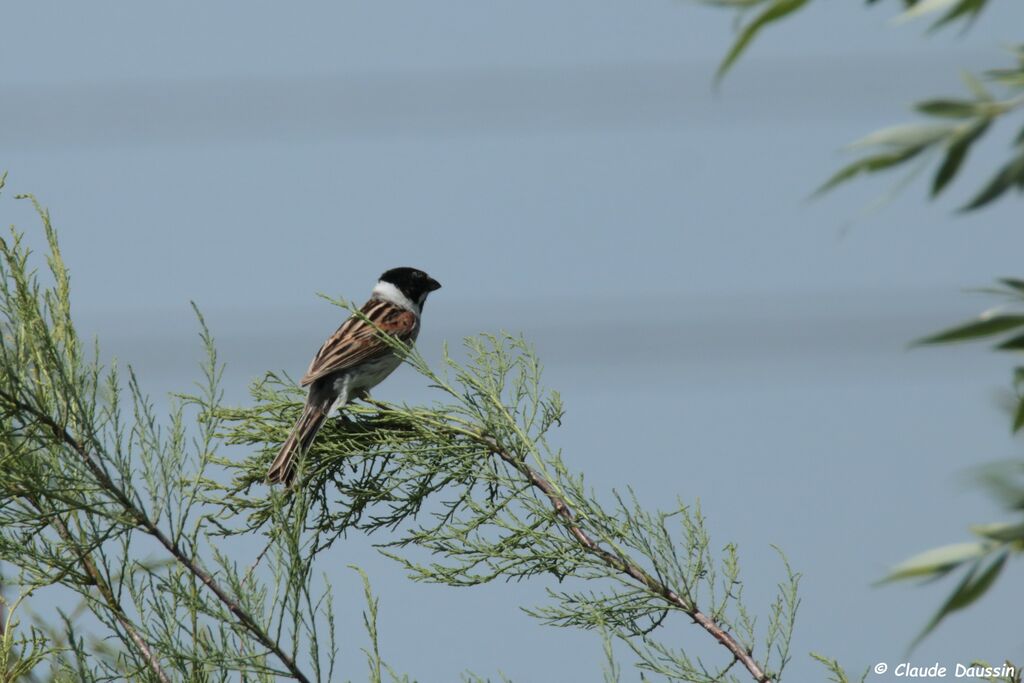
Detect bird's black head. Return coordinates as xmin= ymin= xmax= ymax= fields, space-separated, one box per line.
xmin=379 ymin=267 xmax=442 ymax=308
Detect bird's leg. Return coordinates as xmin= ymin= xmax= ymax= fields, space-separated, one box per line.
xmin=333 ymin=389 xmax=370 ymax=430
xmin=330 ymin=402 xmax=354 ymax=425
xmin=352 ymin=388 xmax=390 ymax=415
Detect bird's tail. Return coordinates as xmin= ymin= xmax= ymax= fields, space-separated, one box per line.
xmin=267 ymin=403 xmax=329 ymax=485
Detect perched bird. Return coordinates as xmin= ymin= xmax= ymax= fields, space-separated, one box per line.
xmin=267 ymin=267 xmax=442 ymax=485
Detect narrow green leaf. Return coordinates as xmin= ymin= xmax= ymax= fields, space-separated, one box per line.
xmin=914 ymin=314 xmax=1024 ymax=346
xmin=850 ymin=123 xmax=953 ymax=150
xmin=987 ymin=68 xmax=1024 ymax=89
xmin=931 ymin=120 xmax=989 ymax=197
xmin=929 ymin=0 xmax=987 ymax=32
xmin=974 ymin=463 xmax=1024 ymax=511
xmin=910 ymin=553 xmax=1007 ymax=650
xmin=996 ymin=333 xmax=1024 ymax=351
xmin=961 ymin=151 xmax=1024 ymax=211
xmin=932 ymin=143 xmax=968 ymax=196
xmin=971 ymin=520 xmax=1024 ymax=542
xmin=998 ymin=278 xmax=1024 ymax=294
xmin=891 ymin=0 xmax=958 ymax=24
xmin=813 ymin=146 xmax=926 ymax=197
xmin=882 ymin=542 xmax=991 ymax=583
xmin=915 ymin=99 xmax=979 ymax=119
xmin=929 ymin=125 xmax=974 ymax=196
xmin=715 ymin=0 xmax=810 ymax=82
xmin=1012 ymin=398 xmax=1024 ymax=433
xmin=946 ymin=558 xmax=1005 ymax=613
xmin=960 ymin=69 xmax=993 ymax=101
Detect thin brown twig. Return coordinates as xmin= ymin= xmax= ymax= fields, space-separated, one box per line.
xmin=358 ymin=392 xmax=775 ymax=681
xmin=24 ymin=495 xmax=171 ymax=683
xmin=241 ymin=538 xmax=274 ymax=588
xmin=0 ymin=568 xmax=5 ymax=640
xmin=481 ymin=435 xmax=773 ymax=683
xmin=1 ymin=390 xmax=312 ymax=683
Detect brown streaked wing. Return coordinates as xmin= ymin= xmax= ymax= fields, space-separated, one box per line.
xmin=300 ymin=299 xmax=418 ymax=386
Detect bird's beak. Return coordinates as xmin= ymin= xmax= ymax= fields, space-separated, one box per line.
xmin=427 ymin=277 xmax=442 ymax=291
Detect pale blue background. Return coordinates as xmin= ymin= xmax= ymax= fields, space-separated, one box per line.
xmin=3 ymin=2 xmax=1024 ymax=680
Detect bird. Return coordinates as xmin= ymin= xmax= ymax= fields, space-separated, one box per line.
xmin=266 ymin=267 xmax=442 ymax=485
